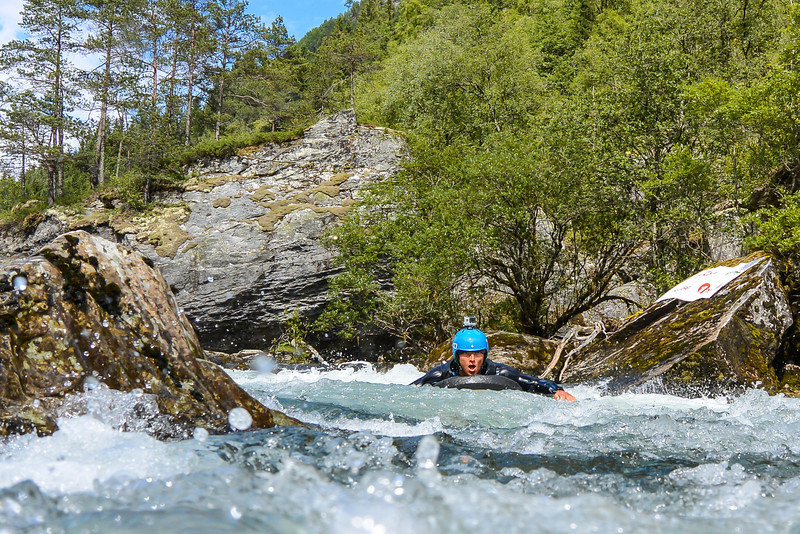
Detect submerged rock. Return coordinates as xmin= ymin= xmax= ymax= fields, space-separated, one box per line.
xmin=561 ymin=253 xmax=793 ymax=396
xmin=0 ymin=231 xmax=300 ymax=438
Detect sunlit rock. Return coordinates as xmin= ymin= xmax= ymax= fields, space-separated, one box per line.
xmin=0 ymin=230 xmax=301 ymax=438
xmin=562 ymin=253 xmax=793 ymax=397
xmin=130 ymin=110 xmax=407 ymax=352
xmin=0 ymin=111 xmax=406 ymax=357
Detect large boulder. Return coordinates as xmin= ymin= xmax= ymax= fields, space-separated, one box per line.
xmin=561 ymin=253 xmax=793 ymax=396
xmin=0 ymin=230 xmax=300 ymax=438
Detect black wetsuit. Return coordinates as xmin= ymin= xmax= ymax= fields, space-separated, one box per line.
xmin=411 ymin=357 xmax=563 ymax=395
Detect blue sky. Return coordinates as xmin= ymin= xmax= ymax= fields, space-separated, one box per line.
xmin=252 ymin=0 xmax=349 ymax=39
xmin=0 ymin=0 xmax=349 ymax=46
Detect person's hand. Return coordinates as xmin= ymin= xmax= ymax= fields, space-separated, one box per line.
xmin=554 ymin=390 xmax=577 ymax=402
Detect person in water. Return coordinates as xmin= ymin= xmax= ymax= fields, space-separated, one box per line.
xmin=412 ymin=326 xmax=577 ymax=402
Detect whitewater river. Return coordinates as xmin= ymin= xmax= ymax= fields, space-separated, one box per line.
xmin=3 ymin=363 xmax=800 ymax=533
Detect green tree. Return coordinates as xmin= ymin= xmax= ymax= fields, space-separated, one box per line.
xmin=82 ymin=0 xmax=142 ymax=188
xmin=225 ymin=17 xmax=302 ymax=132
xmin=207 ymin=0 xmax=260 ymax=140
xmin=0 ymin=0 xmax=82 ymax=205
xmin=367 ymin=5 xmax=543 ymax=145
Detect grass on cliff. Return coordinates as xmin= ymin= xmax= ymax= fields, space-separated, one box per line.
xmin=0 ymin=127 xmax=308 ymax=225
xmin=178 ymin=128 xmax=305 ymax=166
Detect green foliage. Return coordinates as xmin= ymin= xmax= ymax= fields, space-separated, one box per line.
xmin=326 ymin=0 xmax=797 ymax=348
xmin=367 ymin=4 xmax=544 ymax=145
xmin=747 ymin=192 xmax=800 ymax=262
xmin=5 ymin=0 xmax=800 ymax=349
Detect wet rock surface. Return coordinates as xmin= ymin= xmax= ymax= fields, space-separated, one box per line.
xmin=0 ymin=231 xmax=300 ymax=438
xmin=561 ymin=253 xmax=794 ymax=396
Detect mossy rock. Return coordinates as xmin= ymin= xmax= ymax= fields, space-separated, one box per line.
xmin=252 ymin=185 xmax=275 ymax=202
xmin=133 ymin=205 xmax=191 ymax=258
xmin=563 ymin=254 xmax=792 ymax=397
xmin=324 ymin=172 xmax=353 ymax=187
xmin=183 ymin=175 xmax=239 ymax=193
xmin=779 ymin=364 xmax=800 ymax=396
xmin=0 ymin=231 xmax=302 ymax=438
xmin=213 ymin=197 xmax=232 ymax=208
xmin=255 ymin=201 xmax=308 ymax=231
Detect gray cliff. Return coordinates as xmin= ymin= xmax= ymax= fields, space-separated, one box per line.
xmin=133 ymin=110 xmax=406 ymax=351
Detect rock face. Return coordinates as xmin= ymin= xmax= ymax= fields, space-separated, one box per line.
xmin=0 ymin=230 xmax=299 ymax=438
xmin=561 ymin=254 xmax=793 ymax=396
xmin=117 ymin=110 xmax=404 ymax=351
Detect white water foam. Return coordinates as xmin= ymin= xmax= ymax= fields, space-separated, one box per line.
xmin=0 ymin=416 xmax=199 ymax=494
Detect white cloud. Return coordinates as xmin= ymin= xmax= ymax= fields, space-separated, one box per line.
xmin=0 ymin=0 xmax=24 ymax=46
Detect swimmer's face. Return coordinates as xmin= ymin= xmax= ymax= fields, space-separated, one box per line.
xmin=457 ymin=350 xmax=485 ymax=376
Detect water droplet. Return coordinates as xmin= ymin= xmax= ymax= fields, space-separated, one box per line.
xmin=415 ymin=435 xmax=440 ymax=471
xmin=32 ymin=399 xmax=40 ymax=408
xmin=102 ymin=320 xmax=109 ymax=328
xmin=193 ymin=427 xmax=209 ymax=442
xmin=228 ymin=407 xmax=253 ymax=430
xmin=83 ymin=376 xmax=100 ymax=391
xmin=12 ymin=275 xmax=27 ymax=292
xmin=251 ymin=354 xmax=276 ymax=374
xmin=230 ymin=506 xmax=242 ymax=520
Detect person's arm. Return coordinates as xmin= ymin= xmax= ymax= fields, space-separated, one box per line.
xmin=410 ymin=362 xmax=450 ymax=386
xmin=494 ymin=363 xmax=576 ymax=401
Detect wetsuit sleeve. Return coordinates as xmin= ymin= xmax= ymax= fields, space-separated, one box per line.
xmin=493 ymin=363 xmax=563 ymax=395
xmin=411 ymin=362 xmax=451 ymax=386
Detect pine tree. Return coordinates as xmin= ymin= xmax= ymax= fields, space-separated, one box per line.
xmin=82 ymin=0 xmax=142 ymax=188
xmin=207 ymin=0 xmax=260 ymax=140
xmin=1 ymin=0 xmax=82 ymax=204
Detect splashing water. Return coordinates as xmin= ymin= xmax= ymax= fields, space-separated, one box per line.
xmin=4 ymin=363 xmax=800 ymax=533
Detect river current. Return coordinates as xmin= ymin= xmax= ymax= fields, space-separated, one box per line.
xmin=2 ymin=363 xmax=800 ymax=533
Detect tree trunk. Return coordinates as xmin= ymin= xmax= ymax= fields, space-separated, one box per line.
xmin=185 ymin=26 xmax=197 ymax=146
xmin=349 ymin=70 xmax=355 ymax=109
xmin=93 ymin=45 xmax=112 ymax=188
xmin=215 ymin=72 xmax=224 ymax=141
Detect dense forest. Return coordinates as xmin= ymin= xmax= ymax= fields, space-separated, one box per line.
xmin=2 ymin=0 xmax=800 ymax=349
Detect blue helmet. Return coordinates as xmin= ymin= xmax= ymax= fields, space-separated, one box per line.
xmin=452 ymin=328 xmax=489 ymax=356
